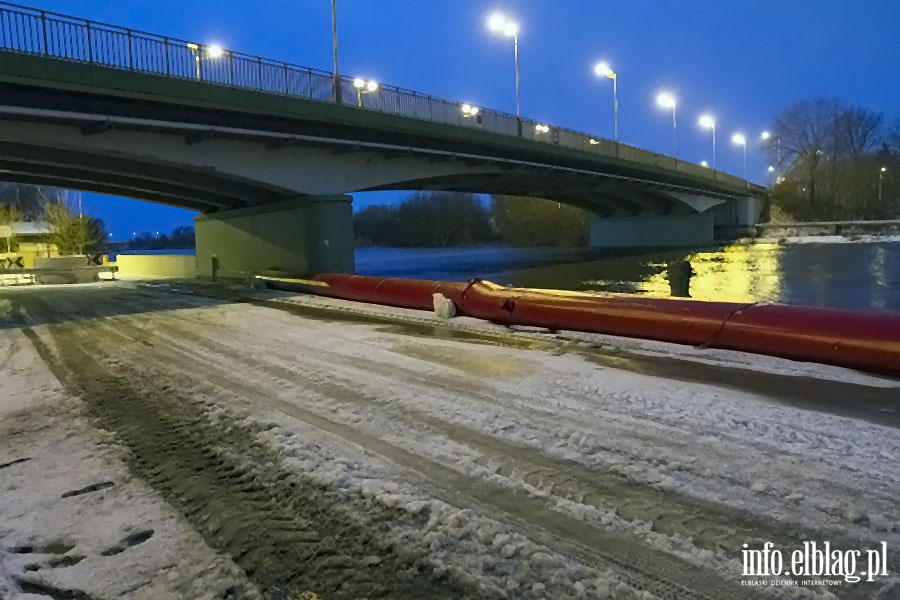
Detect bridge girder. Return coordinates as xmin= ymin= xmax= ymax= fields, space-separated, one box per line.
xmin=0 ymin=104 xmax=751 ymax=218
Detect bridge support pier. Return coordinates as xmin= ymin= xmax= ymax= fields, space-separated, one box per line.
xmin=195 ymin=195 xmax=354 ymax=279
xmin=711 ymin=196 xmax=767 ymax=239
xmin=589 ymin=212 xmax=714 ymax=248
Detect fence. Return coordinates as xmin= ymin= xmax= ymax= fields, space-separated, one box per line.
xmin=0 ymin=1 xmax=741 ymax=186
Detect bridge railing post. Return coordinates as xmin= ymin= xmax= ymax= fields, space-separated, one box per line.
xmin=126 ymin=29 xmax=133 ymax=71
xmin=163 ymin=36 xmax=170 ymax=76
xmin=85 ymin=21 xmax=92 ymax=62
xmin=39 ymin=10 xmax=47 ymax=55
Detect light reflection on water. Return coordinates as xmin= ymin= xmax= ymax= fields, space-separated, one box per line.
xmin=356 ymin=241 xmax=900 ymax=311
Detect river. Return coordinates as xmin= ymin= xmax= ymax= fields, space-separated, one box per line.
xmin=355 ymin=239 xmax=900 ymax=312
xmin=115 ymin=239 xmax=900 ymax=311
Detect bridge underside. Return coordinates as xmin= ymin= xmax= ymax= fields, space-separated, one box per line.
xmin=0 ymin=76 xmax=767 ymax=271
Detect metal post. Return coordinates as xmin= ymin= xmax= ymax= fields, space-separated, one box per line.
xmin=712 ymin=125 xmax=717 ymax=180
xmin=86 ymin=22 xmax=92 ymax=62
xmin=164 ymin=37 xmax=170 ymax=75
xmin=612 ymin=74 xmax=618 ymax=143
xmin=514 ymin=32 xmax=521 ymax=136
xmin=743 ymin=145 xmax=747 ymax=180
xmin=331 ymin=0 xmax=341 ymax=104
xmin=127 ymin=29 xmax=133 ymax=70
xmin=40 ymin=10 xmax=47 ymax=55
xmin=672 ymin=105 xmax=677 ymax=162
xmin=879 ymin=170 xmax=884 ymax=203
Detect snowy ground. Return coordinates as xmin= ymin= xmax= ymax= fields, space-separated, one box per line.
xmin=1 ymin=280 xmax=899 ymax=599
xmin=750 ymin=234 xmax=900 ymax=245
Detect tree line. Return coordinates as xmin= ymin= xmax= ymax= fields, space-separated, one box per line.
xmin=121 ymin=226 xmax=196 ymax=251
xmin=354 ymin=191 xmax=589 ymax=247
xmin=766 ymin=99 xmax=899 ymax=221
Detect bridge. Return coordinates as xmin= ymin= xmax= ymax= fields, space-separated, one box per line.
xmin=0 ymin=3 xmax=768 ymax=278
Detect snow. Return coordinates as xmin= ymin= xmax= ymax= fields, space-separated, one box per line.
xmin=0 ymin=326 xmax=262 ymax=600
xmin=259 ymin=289 xmax=900 ymax=388
xmin=2 ymin=280 xmax=899 ymax=599
xmin=752 ymin=234 xmax=900 ymax=245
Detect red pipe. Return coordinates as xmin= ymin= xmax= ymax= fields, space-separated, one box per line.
xmin=265 ymin=274 xmax=900 ymax=377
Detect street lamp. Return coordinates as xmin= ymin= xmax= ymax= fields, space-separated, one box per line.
xmin=732 ymin=132 xmax=747 ymax=179
xmin=353 ymin=78 xmax=379 ymax=107
xmin=487 ymin=12 xmax=521 ymax=134
xmin=698 ymin=114 xmax=716 ymax=170
xmin=332 ymin=0 xmax=340 ymax=103
xmin=656 ymin=92 xmax=677 ymax=159
xmin=186 ymin=42 xmax=224 ymax=80
xmin=879 ymin=166 xmax=887 ymax=203
xmin=760 ymin=130 xmax=782 ymax=176
xmin=700 ymin=160 xmax=709 ymax=167
xmin=461 ymin=103 xmax=481 ymax=117
xmin=767 ymin=165 xmax=775 ymax=186
xmin=593 ymin=61 xmax=618 ymax=143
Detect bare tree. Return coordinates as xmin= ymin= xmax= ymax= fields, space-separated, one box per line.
xmin=44 ymin=202 xmax=98 ymax=255
xmin=0 ymin=203 xmax=23 ymax=253
xmin=835 ymin=107 xmax=883 ymax=160
xmin=766 ymin=99 xmax=891 ymax=220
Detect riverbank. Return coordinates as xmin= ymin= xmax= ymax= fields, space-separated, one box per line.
xmin=1 ymin=280 xmax=898 ymax=599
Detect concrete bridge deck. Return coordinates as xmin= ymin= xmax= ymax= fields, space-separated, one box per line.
xmin=0 ymin=2 xmax=768 ymax=275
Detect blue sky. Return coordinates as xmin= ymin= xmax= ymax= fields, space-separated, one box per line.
xmin=20 ymin=0 xmax=900 ymax=239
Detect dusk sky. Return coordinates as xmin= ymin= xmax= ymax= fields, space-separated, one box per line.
xmin=21 ymin=0 xmax=900 ymax=239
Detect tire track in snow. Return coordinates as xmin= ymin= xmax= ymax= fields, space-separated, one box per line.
xmin=13 ymin=293 xmax=491 ymax=600
xmin=24 ymin=288 xmax=759 ymax=599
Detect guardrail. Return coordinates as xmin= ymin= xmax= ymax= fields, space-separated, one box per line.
xmin=0 ymin=1 xmax=749 ymax=189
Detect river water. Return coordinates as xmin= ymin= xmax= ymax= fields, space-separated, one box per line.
xmin=355 ymin=240 xmax=900 ymax=312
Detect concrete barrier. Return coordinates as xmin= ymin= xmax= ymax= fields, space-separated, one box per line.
xmin=112 ymin=254 xmax=197 ymax=279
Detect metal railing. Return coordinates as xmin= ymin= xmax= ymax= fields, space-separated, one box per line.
xmin=0 ymin=2 xmax=745 ymax=188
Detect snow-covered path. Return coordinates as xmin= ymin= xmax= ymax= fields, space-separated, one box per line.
xmin=1 ymin=281 xmax=898 ymax=599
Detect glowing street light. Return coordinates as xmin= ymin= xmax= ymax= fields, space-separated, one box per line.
xmin=486 ymin=12 xmax=521 ymax=133
xmin=186 ymin=42 xmax=225 ymax=80
xmin=352 ymin=78 xmax=379 ymax=107
xmin=879 ymin=166 xmax=887 ymax=202
xmin=700 ymin=160 xmax=709 ymax=167
xmin=534 ymin=123 xmax=550 ymax=134
xmin=698 ymin=114 xmax=716 ymax=170
xmin=593 ymin=61 xmax=618 ymax=143
xmin=461 ymin=103 xmax=480 ymax=117
xmin=768 ymin=165 xmax=775 ymax=186
xmin=656 ymin=92 xmax=677 ymax=159
xmin=732 ymin=132 xmax=747 ymax=179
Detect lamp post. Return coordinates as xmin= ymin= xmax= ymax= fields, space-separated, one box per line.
xmin=761 ymin=130 xmax=781 ymax=176
xmin=732 ymin=132 xmax=747 ymax=179
xmin=593 ymin=62 xmax=617 ymax=143
xmin=879 ymin=166 xmax=887 ymax=203
xmin=767 ymin=165 xmax=775 ymax=186
xmin=353 ymin=78 xmax=379 ymax=107
xmin=186 ymin=42 xmax=224 ymax=80
xmin=332 ymin=0 xmax=341 ymax=103
xmin=487 ymin=12 xmax=521 ymax=135
xmin=656 ymin=92 xmax=677 ymax=159
xmin=698 ymin=114 xmax=716 ymax=171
